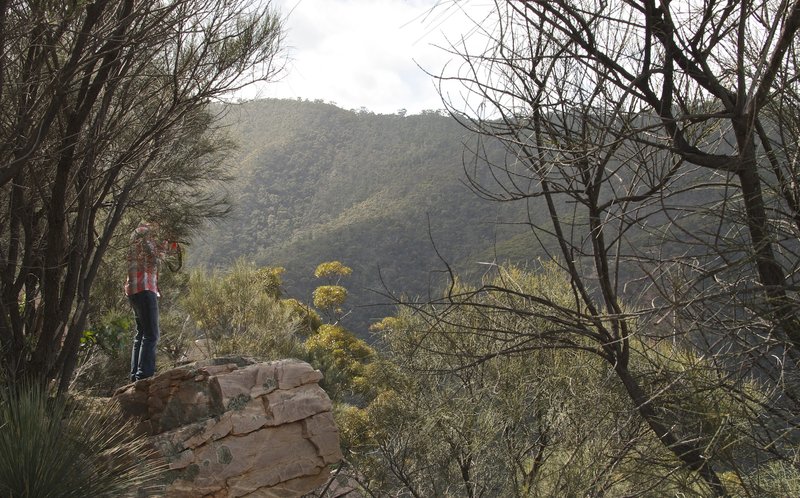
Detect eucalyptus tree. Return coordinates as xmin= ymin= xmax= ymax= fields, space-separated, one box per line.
xmin=418 ymin=0 xmax=800 ymax=495
xmin=0 ymin=0 xmax=284 ymax=391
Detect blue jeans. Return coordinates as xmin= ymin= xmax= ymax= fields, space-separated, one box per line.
xmin=129 ymin=291 xmax=159 ymax=381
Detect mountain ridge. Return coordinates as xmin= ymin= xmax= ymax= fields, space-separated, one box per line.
xmin=190 ymin=99 xmax=530 ymax=336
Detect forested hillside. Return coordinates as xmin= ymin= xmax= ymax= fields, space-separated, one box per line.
xmin=189 ymin=99 xmax=532 ymax=336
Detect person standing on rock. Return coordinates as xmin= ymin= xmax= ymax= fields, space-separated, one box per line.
xmin=124 ymin=220 xmax=178 ymax=382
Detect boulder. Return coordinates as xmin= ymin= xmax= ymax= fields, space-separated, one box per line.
xmin=113 ymin=357 xmax=343 ymax=497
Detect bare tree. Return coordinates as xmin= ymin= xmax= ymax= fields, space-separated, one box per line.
xmin=409 ymin=0 xmax=800 ymax=495
xmin=0 ymin=0 xmax=284 ymax=391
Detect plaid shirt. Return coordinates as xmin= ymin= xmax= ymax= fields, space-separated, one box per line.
xmin=124 ymin=224 xmax=166 ymax=297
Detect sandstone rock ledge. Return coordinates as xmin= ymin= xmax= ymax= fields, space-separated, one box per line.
xmin=113 ymin=357 xmax=343 ymax=497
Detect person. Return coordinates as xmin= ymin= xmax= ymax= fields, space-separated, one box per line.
xmin=124 ymin=220 xmax=175 ymax=382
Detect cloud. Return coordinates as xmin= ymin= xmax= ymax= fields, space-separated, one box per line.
xmin=240 ymin=0 xmax=490 ymax=114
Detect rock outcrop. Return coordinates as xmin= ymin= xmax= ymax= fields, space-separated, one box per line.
xmin=113 ymin=357 xmax=342 ymax=497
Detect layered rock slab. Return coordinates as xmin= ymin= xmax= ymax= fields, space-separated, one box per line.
xmin=113 ymin=358 xmax=342 ymax=497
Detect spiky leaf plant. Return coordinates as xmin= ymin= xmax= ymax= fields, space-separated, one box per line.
xmin=0 ymin=383 xmax=166 ymax=497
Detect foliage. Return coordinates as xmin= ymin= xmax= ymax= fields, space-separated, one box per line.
xmin=342 ymin=264 xmax=779 ymax=497
xmin=157 ymin=305 xmax=195 ymax=367
xmin=312 ymin=261 xmax=353 ymax=324
xmin=256 ymin=266 xmax=286 ymax=299
xmin=427 ymin=0 xmax=800 ymax=494
xmin=0 ymin=383 xmax=165 ymax=497
xmin=72 ymin=311 xmax=135 ymax=396
xmin=303 ymin=262 xmax=376 ymax=403
xmin=80 ymin=313 xmax=132 ymax=355
xmin=0 ymin=0 xmax=285 ymax=390
xmin=744 ymin=460 xmax=800 ymax=497
xmin=312 ymin=285 xmax=348 ymax=317
xmin=281 ymin=298 xmax=322 ymax=337
xmin=314 ymin=261 xmax=353 ymax=282
xmin=180 ymin=259 xmax=303 ymax=360
xmin=333 ymin=402 xmax=371 ymax=455
xmin=304 ymin=324 xmax=375 ymax=403
xmin=212 ymin=310 xmax=304 ymax=362
xmin=630 ymin=340 xmax=769 ymax=464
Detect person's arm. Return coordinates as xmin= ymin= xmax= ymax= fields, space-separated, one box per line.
xmin=164 ymin=241 xmax=183 ymax=272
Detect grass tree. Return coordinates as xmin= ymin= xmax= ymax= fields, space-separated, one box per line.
xmin=0 ymin=382 xmax=165 ymax=496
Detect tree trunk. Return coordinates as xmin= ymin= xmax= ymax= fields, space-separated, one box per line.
xmin=613 ymin=362 xmax=728 ymax=497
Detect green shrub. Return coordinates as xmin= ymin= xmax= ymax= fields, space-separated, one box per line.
xmin=304 ymin=324 xmax=375 ymax=403
xmin=0 ymin=383 xmax=165 ymax=497
xmin=281 ymin=298 xmax=322 ymax=336
xmin=181 ymin=260 xmax=306 ymax=361
xmin=73 ymin=310 xmax=135 ymax=396
xmin=745 ymin=460 xmax=800 ymax=497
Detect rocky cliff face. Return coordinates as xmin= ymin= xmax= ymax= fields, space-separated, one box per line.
xmin=113 ymin=357 xmax=342 ymax=497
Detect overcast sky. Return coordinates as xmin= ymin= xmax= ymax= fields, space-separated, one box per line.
xmin=239 ymin=0 xmax=493 ymax=115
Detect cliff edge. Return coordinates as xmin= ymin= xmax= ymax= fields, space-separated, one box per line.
xmin=113 ymin=357 xmax=342 ymax=497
